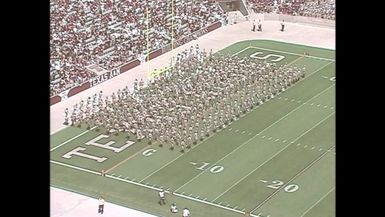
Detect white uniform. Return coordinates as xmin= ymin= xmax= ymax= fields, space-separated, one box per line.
xmin=182 ymin=208 xmax=190 ymax=217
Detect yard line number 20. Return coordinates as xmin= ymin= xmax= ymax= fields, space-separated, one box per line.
xmin=265 ymin=180 xmax=299 ymax=193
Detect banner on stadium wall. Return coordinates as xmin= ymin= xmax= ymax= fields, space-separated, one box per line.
xmin=58 ymin=89 xmax=71 ymax=100
xmin=90 ymin=68 xmax=120 ymax=87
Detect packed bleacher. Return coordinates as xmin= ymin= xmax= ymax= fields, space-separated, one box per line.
xmin=247 ymin=0 xmax=335 ymax=20
xmin=50 ymin=0 xmax=225 ymax=97
xmin=65 ymin=46 xmax=305 ymax=151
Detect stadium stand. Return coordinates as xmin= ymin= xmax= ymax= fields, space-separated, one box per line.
xmin=50 ymin=0 xmax=226 ymax=97
xmin=247 ymin=0 xmax=335 ymax=20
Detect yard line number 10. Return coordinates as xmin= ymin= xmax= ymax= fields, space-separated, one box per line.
xmin=190 ymin=161 xmax=224 ymax=174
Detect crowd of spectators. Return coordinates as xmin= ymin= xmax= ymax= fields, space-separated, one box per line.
xmin=50 ymin=0 xmax=225 ymax=96
xmin=247 ymin=0 xmax=335 ymax=20
xmin=66 ymin=46 xmax=305 ymax=151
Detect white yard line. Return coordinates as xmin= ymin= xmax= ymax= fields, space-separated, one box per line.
xmin=300 ymin=187 xmax=335 ymax=217
xmin=174 ymin=84 xmax=335 ymax=192
xmin=231 ymin=46 xmax=251 ymax=56
xmin=173 ymin=192 xmax=245 ymax=215
xmin=138 ymin=123 xmax=232 ymax=183
xmin=249 ymin=46 xmax=335 ymax=61
xmin=51 ymin=159 xmax=247 ymax=216
xmin=50 ymin=126 xmax=97 ymax=152
xmin=50 ymin=160 xmax=100 ymax=175
xmin=250 ymin=145 xmax=335 ymax=213
xmin=212 ymin=112 xmax=335 ymax=201
xmin=106 ymin=145 xmax=151 ymax=173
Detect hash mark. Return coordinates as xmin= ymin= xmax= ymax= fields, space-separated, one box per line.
xmin=111 ymin=173 xmax=115 ymax=176
xmin=331 ymin=107 xmax=334 ymax=109
xmin=248 ymin=133 xmax=252 ymax=135
xmin=241 ymin=131 xmax=246 ymax=134
xmin=261 ymin=135 xmax=266 ymax=139
xmin=317 ymin=104 xmax=321 ymax=107
xmin=268 ymin=137 xmax=272 ymax=140
xmin=304 ymin=145 xmax=308 ymax=148
xmin=196 ymin=196 xmax=200 ymax=199
xmin=118 ymin=175 xmax=122 ymax=178
xmin=291 ymin=99 xmax=295 ymax=102
xmin=311 ymin=146 xmax=315 ymax=150
xmin=228 ymin=128 xmax=232 ymax=131
xmin=282 ymin=140 xmax=287 ymax=143
xmin=235 ymin=129 xmax=239 ymax=133
xmin=310 ymin=103 xmax=314 ymax=106
xmin=275 ymin=139 xmax=279 ymax=142
xmin=203 ymin=198 xmax=207 ymax=201
xmin=189 ymin=193 xmax=193 ymax=196
xmin=297 ymin=100 xmax=301 ymax=103
xmin=190 ymin=162 xmax=197 ymax=165
xmin=319 ymin=148 xmax=323 ymax=151
xmin=259 ymin=180 xmax=268 ymax=183
xmin=323 ymin=105 xmax=328 ymax=108
xmin=296 ymin=143 xmax=301 ymax=146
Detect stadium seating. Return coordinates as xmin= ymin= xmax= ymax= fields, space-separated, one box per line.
xmin=247 ymin=0 xmax=335 ymax=20
xmin=50 ymin=0 xmax=225 ymax=97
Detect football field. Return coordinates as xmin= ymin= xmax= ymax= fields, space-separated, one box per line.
xmin=50 ymin=40 xmax=335 ymax=217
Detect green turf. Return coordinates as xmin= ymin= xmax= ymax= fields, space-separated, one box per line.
xmin=51 ymin=40 xmax=335 ymax=217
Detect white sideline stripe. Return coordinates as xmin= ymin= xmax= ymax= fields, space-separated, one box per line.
xmin=50 ymin=126 xmax=98 ymax=152
xmin=51 ymin=160 xmax=164 ymax=192
xmin=173 ymin=192 xmax=246 ymax=215
xmin=50 ymin=160 xmax=100 ymax=175
xmin=251 ymin=145 xmax=335 ymax=213
xmin=51 ymin=125 xmax=68 ymax=135
xmin=175 ymin=84 xmax=335 ymax=192
xmin=249 ymin=46 xmax=335 ymax=61
xmin=300 ymin=187 xmax=335 ymax=217
xmin=212 ymin=112 xmax=334 ymax=201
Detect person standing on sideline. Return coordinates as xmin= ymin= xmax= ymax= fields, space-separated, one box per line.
xmin=281 ymin=20 xmax=285 ymax=32
xmin=159 ymin=190 xmax=166 ymax=205
xmin=258 ymin=19 xmax=262 ymax=31
xmin=252 ymin=19 xmax=256 ymax=31
xmin=182 ymin=208 xmax=190 ymax=217
xmin=98 ymin=196 xmax=105 ymax=214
